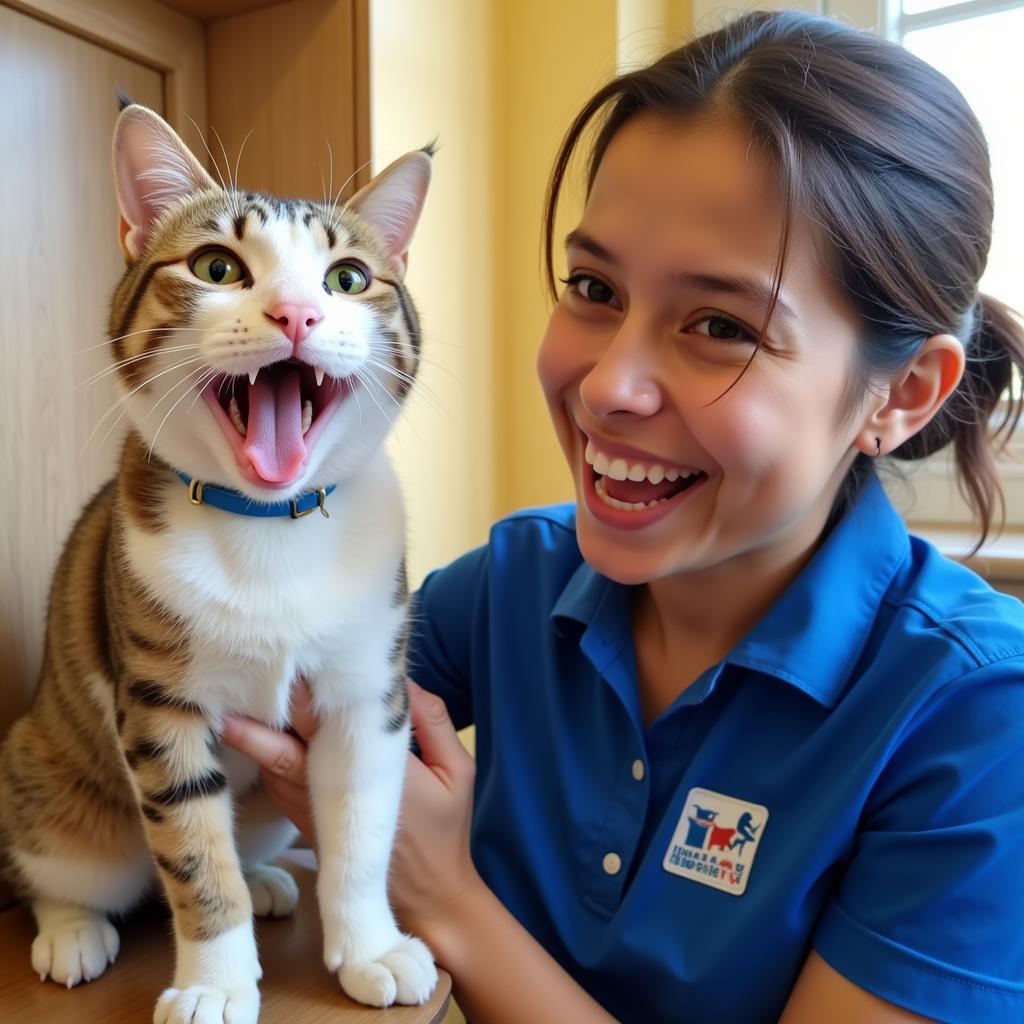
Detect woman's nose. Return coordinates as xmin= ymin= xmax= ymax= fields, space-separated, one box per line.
xmin=579 ymin=317 xmax=662 ymax=420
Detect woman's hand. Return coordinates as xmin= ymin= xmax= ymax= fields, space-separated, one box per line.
xmin=221 ymin=681 xmax=318 ymax=843
xmin=221 ymin=679 xmax=484 ymax=953
xmin=388 ymin=681 xmax=483 ymax=948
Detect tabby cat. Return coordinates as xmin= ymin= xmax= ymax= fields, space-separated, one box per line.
xmin=0 ymin=101 xmax=437 ymax=1022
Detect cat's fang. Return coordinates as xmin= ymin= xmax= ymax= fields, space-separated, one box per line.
xmin=248 ymin=369 xmax=259 ymax=386
xmin=314 ymin=368 xmax=325 ymax=387
xmin=301 ymin=399 xmax=312 ymax=435
xmin=228 ymin=396 xmax=246 ymax=436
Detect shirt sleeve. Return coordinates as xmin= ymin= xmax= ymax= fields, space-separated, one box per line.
xmin=406 ymin=542 xmax=491 ymax=731
xmin=813 ymin=659 xmax=1024 ymax=1022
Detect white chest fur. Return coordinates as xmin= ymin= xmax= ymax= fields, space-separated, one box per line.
xmin=123 ymin=453 xmax=406 ymax=725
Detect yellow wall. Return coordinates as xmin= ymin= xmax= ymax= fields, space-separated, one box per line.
xmin=491 ymin=0 xmax=620 ymax=517
xmin=370 ymin=0 xmax=498 ymax=585
xmin=371 ymin=1 xmax=694 ymax=582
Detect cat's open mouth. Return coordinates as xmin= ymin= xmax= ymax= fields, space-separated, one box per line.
xmin=201 ymin=361 xmax=348 ymax=489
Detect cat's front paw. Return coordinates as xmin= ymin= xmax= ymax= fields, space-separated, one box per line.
xmin=334 ymin=935 xmax=437 ymax=1007
xmin=154 ymin=983 xmax=260 ymax=1024
xmin=31 ymin=911 xmax=119 ymax=987
xmin=245 ymin=862 xmax=299 ymax=918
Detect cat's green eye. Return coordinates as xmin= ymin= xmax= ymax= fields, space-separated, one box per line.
xmin=325 ymin=261 xmax=370 ymax=295
xmin=190 ymin=249 xmax=244 ymax=285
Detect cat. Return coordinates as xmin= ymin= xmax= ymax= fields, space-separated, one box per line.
xmin=0 ymin=100 xmax=437 ymax=1023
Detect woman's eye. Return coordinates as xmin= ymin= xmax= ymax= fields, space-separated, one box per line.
xmin=325 ymin=261 xmax=370 ymax=295
xmin=563 ymin=273 xmax=618 ymax=306
xmin=690 ymin=315 xmax=756 ymax=343
xmin=190 ymin=249 xmax=244 ymax=285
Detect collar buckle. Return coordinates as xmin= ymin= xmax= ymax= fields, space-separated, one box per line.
xmin=290 ymin=488 xmax=330 ymax=520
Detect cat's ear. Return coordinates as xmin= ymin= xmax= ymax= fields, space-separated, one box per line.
xmin=347 ymin=149 xmax=432 ymax=278
xmin=113 ymin=104 xmax=218 ymax=262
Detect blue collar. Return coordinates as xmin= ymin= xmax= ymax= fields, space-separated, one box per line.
xmin=174 ymin=471 xmax=336 ymax=520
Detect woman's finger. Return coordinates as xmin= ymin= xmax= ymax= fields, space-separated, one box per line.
xmin=408 ymin=680 xmax=472 ymax=786
xmin=260 ymin=770 xmax=315 ymax=843
xmin=222 ymin=715 xmax=307 ymax=786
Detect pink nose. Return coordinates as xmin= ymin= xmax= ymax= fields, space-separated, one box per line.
xmin=265 ymin=303 xmax=323 ymax=348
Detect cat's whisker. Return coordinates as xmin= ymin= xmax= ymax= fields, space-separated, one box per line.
xmin=87 ymin=361 xmax=209 ymax=458
xmin=76 ymin=327 xmax=206 ymax=356
xmin=329 ymin=156 xmax=373 ymax=221
xmin=185 ymin=368 xmax=221 ymax=418
xmin=147 ymin=366 xmax=219 ymax=459
xmin=145 ymin=361 xmax=214 ymax=420
xmin=326 ymin=140 xmax=335 ymax=209
xmin=82 ymin=356 xmax=208 ymax=454
xmin=347 ymin=372 xmax=365 ymax=428
xmin=364 ymin=358 xmax=446 ymax=417
xmin=232 ymin=130 xmax=254 ymax=194
xmin=79 ymin=345 xmax=203 ymax=388
xmin=372 ymin=341 xmax=459 ymax=381
xmin=351 ymin=369 xmax=399 ymax=424
xmin=187 ymin=116 xmax=230 ymax=194
xmin=356 ymin=370 xmax=424 ymax=441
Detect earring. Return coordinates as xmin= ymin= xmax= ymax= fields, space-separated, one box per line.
xmin=874 ymin=437 xmax=882 ymax=457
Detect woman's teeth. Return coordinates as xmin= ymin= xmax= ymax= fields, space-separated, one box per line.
xmin=594 ymin=476 xmax=672 ymax=511
xmin=584 ymin=439 xmax=697 ymax=485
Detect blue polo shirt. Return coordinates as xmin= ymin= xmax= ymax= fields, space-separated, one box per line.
xmin=408 ymin=475 xmax=1024 ymax=1023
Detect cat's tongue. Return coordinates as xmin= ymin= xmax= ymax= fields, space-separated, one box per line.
xmin=242 ymin=366 xmax=307 ymax=485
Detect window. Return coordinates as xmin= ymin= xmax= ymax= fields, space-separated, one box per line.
xmin=878 ymin=0 xmax=1024 ymax=530
xmin=896 ymin=0 xmax=1024 ymax=333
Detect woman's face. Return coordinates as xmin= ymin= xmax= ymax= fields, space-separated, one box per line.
xmin=537 ymin=113 xmax=875 ymax=586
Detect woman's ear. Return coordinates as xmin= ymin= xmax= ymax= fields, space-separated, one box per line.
xmin=854 ymin=334 xmax=965 ymax=457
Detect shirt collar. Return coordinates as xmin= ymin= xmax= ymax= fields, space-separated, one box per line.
xmin=730 ymin=474 xmax=909 ymax=707
xmin=550 ymin=474 xmax=910 ymax=709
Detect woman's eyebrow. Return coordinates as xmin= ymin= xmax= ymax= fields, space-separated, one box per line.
xmin=565 ymin=228 xmax=618 ymax=264
xmin=566 ymin=229 xmax=796 ymax=324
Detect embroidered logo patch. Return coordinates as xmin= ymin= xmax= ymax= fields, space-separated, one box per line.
xmin=663 ymin=787 xmax=769 ymax=896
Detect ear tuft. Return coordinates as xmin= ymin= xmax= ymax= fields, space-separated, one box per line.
xmin=113 ymin=105 xmax=217 ymax=261
xmin=346 ymin=150 xmax=433 ymax=278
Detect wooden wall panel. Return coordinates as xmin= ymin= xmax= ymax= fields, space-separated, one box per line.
xmin=206 ymin=0 xmax=371 ymax=201
xmin=1 ymin=0 xmax=206 ymax=156
xmin=0 ymin=6 xmax=164 ymax=732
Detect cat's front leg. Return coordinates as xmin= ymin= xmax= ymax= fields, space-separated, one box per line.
xmin=119 ymin=681 xmax=260 ymax=1024
xmin=308 ymin=679 xmax=437 ymax=1007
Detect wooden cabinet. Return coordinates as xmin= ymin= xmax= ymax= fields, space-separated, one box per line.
xmin=0 ymin=0 xmax=369 ymax=738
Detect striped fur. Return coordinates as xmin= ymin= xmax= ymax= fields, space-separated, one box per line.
xmin=0 ymin=105 xmax=435 ymax=1022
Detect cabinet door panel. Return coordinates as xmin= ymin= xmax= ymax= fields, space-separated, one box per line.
xmin=0 ymin=5 xmax=163 ymax=732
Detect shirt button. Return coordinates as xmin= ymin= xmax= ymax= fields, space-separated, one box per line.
xmin=631 ymin=759 xmax=645 ymax=781
xmin=602 ymin=852 xmax=622 ymax=876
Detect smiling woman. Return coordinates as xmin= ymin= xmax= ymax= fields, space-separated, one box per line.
xmin=539 ymin=113 xmax=885 ymax=589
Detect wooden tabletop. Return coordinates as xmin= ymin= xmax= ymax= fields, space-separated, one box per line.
xmin=0 ymin=853 xmax=451 ymax=1023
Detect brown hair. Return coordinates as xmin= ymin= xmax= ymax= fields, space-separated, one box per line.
xmin=544 ymin=10 xmax=1024 ymax=547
